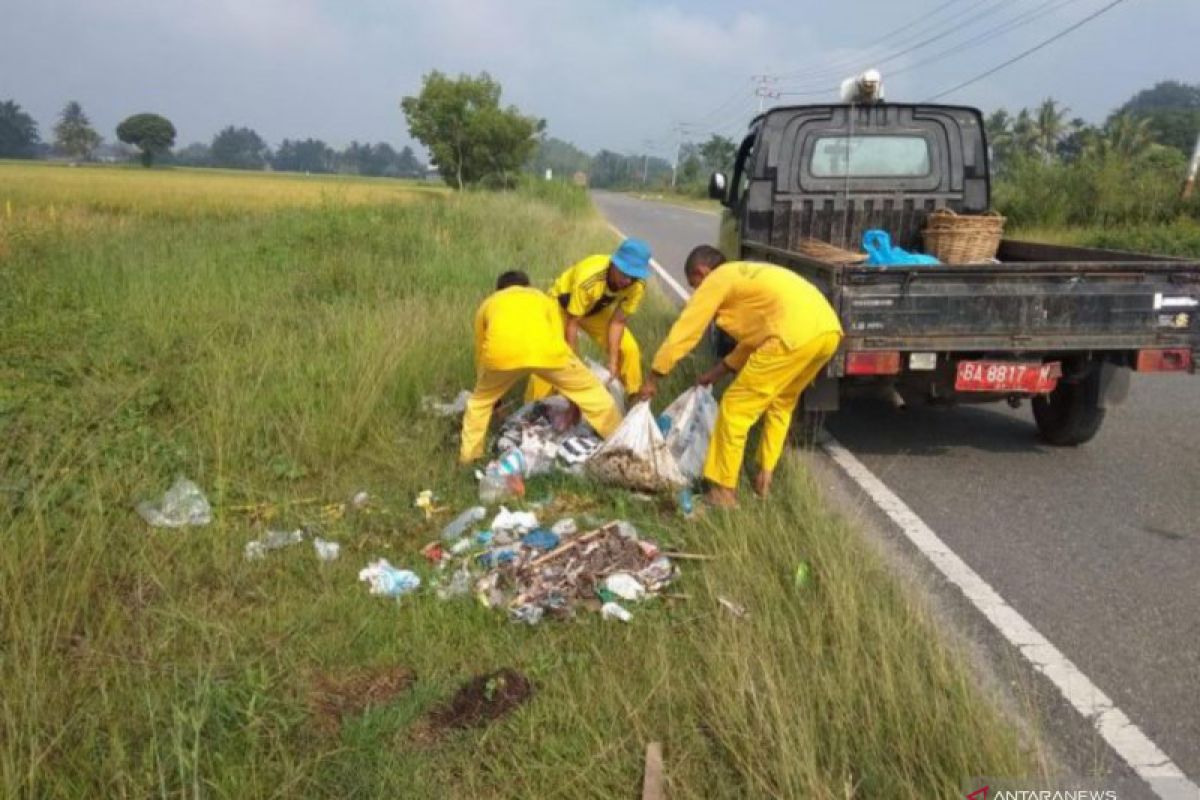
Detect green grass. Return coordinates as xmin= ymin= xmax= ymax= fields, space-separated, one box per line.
xmin=1 ymin=163 xmax=1044 ymax=797
xmin=1013 ymin=217 xmax=1200 ymax=258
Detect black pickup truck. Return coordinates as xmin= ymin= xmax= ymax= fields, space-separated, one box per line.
xmin=708 ymin=103 xmax=1200 ymax=444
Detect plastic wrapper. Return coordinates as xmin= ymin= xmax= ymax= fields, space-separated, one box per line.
xmin=136 ymin=478 xmax=212 ymax=528
xmin=660 ymin=386 xmax=719 ymax=482
xmin=587 ymin=402 xmax=686 ymax=492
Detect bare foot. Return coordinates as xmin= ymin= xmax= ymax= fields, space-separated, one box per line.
xmin=753 ymin=470 xmax=773 ymax=498
xmin=705 ymin=486 xmax=739 ymax=509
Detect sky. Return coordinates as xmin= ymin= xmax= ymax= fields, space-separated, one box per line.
xmin=2 ymin=0 xmax=1197 ymax=159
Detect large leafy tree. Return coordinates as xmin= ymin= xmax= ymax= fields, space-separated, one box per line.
xmin=209 ymin=126 xmax=269 ymax=170
xmin=53 ymin=101 xmax=101 ymax=161
xmin=1115 ymin=80 xmax=1200 ymax=155
xmin=401 ymin=71 xmax=543 ymax=189
xmin=698 ymin=135 xmax=736 ymax=175
xmin=0 ymin=99 xmax=41 ymax=159
xmin=116 ymin=113 xmax=176 ymax=167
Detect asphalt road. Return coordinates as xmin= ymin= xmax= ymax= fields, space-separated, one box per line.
xmin=594 ymin=190 xmax=1200 ymax=795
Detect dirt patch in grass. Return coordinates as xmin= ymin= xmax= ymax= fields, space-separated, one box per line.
xmin=309 ymin=665 xmax=416 ymax=733
xmin=429 ymin=668 xmax=534 ymax=732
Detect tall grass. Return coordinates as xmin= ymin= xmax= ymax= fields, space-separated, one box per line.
xmin=1 ymin=163 xmax=1043 ymax=797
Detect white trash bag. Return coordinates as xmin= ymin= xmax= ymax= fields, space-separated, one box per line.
xmin=586 ymin=358 xmax=626 ymax=415
xmin=587 ymin=401 xmax=686 ymax=492
xmin=661 ymin=386 xmax=719 ymax=482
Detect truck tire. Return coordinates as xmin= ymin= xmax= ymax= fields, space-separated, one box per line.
xmin=790 ymin=410 xmax=827 ymax=448
xmin=1032 ymin=368 xmax=1105 ymax=446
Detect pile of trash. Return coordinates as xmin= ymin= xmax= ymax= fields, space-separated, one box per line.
xmin=425 ymin=380 xmax=718 ymax=497
xmin=402 ymin=504 xmax=677 ymax=625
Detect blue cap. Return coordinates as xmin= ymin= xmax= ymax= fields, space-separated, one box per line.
xmin=610 ymin=238 xmax=651 ymax=280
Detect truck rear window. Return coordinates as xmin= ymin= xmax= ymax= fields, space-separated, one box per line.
xmin=810 ymin=135 xmax=931 ymax=178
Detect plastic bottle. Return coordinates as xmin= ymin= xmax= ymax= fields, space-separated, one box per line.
xmin=441 ymin=505 xmax=487 ymax=541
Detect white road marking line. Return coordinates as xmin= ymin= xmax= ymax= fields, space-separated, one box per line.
xmin=609 ymin=207 xmax=1199 ymax=799
xmin=605 ymin=222 xmax=690 ymax=302
xmin=821 ymin=436 xmax=1200 ymax=800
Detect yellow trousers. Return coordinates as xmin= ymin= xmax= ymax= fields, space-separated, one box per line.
xmin=525 ymin=312 xmax=642 ymax=401
xmin=704 ymin=331 xmax=842 ymax=489
xmin=460 ymin=357 xmax=622 ymax=463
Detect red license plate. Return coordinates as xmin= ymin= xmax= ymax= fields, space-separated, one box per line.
xmin=955 ymin=361 xmax=1062 ymax=393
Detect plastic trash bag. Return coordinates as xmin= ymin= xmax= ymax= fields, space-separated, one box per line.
xmin=136 ymin=477 xmax=212 ymax=528
xmin=862 ymin=229 xmax=940 ymax=267
xmin=358 ymin=560 xmax=421 ymax=597
xmin=587 ymin=401 xmax=687 ymax=492
xmin=660 ymin=386 xmax=718 ymax=482
xmin=586 ymin=358 xmax=626 ymax=414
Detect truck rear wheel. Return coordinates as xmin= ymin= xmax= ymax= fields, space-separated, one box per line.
xmin=1032 ymin=368 xmax=1105 ymax=446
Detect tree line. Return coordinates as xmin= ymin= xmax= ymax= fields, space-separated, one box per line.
xmin=987 ymin=81 xmax=1200 ymax=227
xmin=0 ymin=99 xmax=426 ymax=178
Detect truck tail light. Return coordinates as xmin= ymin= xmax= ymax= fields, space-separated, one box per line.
xmin=1136 ymin=348 xmax=1193 ymax=372
xmin=845 ymin=351 xmax=901 ymax=375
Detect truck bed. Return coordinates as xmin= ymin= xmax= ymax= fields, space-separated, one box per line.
xmin=744 ymin=239 xmax=1200 ymax=355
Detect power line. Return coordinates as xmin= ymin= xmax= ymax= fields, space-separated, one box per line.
xmin=925 ymin=0 xmax=1132 ymax=101
xmin=887 ymin=0 xmax=1088 ymax=80
xmin=773 ymin=0 xmax=1014 ymax=90
xmin=770 ymin=0 xmax=1006 ymax=85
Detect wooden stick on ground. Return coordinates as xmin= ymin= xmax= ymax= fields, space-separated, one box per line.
xmin=642 ymin=741 xmax=664 ymax=800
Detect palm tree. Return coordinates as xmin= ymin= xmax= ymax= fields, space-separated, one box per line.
xmin=1034 ymin=98 xmax=1070 ymax=162
xmin=1012 ymin=108 xmax=1038 ymax=158
xmin=1102 ymin=114 xmax=1155 ymax=159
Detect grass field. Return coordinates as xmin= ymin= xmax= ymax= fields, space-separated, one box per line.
xmin=1 ymin=162 xmax=1046 ymax=798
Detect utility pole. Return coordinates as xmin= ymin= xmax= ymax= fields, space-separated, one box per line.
xmin=1183 ymin=130 xmax=1200 ymax=201
xmin=670 ymin=124 xmax=692 ymax=189
xmin=751 ymin=74 xmax=780 ymax=114
xmin=640 ymin=139 xmax=655 ymax=185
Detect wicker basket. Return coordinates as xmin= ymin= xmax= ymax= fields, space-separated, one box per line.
xmin=795 ymin=237 xmax=869 ymax=264
xmin=922 ymin=208 xmax=1006 ymax=264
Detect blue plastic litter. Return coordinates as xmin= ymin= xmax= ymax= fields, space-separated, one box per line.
xmin=656 ymin=413 xmax=672 ymax=435
xmin=477 ymin=547 xmax=518 ymax=568
xmin=521 ymin=529 xmax=561 ymax=550
xmin=475 ymin=530 xmax=494 ymax=546
xmin=862 ymin=229 xmax=940 ymax=267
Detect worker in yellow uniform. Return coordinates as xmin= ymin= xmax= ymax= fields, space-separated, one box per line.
xmin=638 ymin=245 xmax=843 ymax=507
xmin=460 ymin=270 xmax=622 ymax=463
xmin=526 ymin=238 xmax=652 ymax=401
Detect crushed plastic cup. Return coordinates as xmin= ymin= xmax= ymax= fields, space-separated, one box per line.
xmin=491 ymin=507 xmax=538 ymax=535
xmin=351 ymin=490 xmax=370 ymax=509
xmin=244 ymin=528 xmax=305 ymax=560
xmin=437 ymin=566 xmax=472 ymax=600
xmin=313 ymin=537 xmax=341 ymax=562
xmin=550 ymin=518 xmax=578 ymax=537
xmin=601 ymin=602 xmax=633 ymax=622
xmin=521 ymin=529 xmax=560 ymax=551
xmin=136 ymin=477 xmax=212 ymax=528
xmin=358 ymin=560 xmax=421 ymax=597
xmin=441 ymin=505 xmax=487 ymax=542
xmin=509 ymin=604 xmax=545 ymax=626
xmin=604 ymin=573 xmax=646 ymax=602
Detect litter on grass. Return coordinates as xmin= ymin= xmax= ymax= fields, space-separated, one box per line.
xmin=423 ymin=390 xmax=471 ymax=417
xmin=136 ymin=478 xmax=212 ymax=528
xmin=660 ymin=386 xmax=719 ymax=482
xmin=314 ymin=537 xmax=341 ymax=562
xmin=244 ymin=528 xmax=305 ymax=560
xmin=358 ymin=560 xmax=421 ymax=597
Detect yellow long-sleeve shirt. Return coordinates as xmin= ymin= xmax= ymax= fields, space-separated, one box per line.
xmin=474 ymin=286 xmax=573 ymax=372
xmin=551 ymin=255 xmax=645 ymax=318
xmin=650 ymin=261 xmax=843 ymax=375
